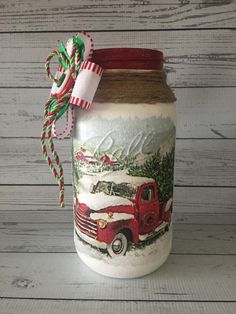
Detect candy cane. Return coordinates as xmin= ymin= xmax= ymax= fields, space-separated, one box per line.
xmin=52 ymin=32 xmax=94 ymax=138
xmin=45 ymin=50 xmax=60 ymax=82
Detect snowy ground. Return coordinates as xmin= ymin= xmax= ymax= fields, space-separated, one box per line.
xmin=74 ymin=224 xmax=172 ymax=268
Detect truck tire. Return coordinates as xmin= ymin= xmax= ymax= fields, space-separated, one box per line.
xmin=107 ymin=233 xmax=128 ymax=257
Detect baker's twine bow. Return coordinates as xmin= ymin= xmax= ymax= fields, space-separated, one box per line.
xmin=40 ymin=36 xmax=85 ymax=208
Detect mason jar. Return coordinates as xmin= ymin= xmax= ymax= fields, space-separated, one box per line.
xmin=72 ymin=48 xmax=176 ymax=278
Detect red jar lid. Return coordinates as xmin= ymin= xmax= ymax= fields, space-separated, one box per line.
xmin=92 ymin=48 xmax=163 ymax=70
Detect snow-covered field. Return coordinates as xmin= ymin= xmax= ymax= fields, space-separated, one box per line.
xmin=94 ymin=169 xmax=154 ymax=185
xmin=74 ymin=224 xmax=172 ymax=278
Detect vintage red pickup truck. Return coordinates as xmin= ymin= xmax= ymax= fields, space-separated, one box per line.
xmin=74 ymin=171 xmax=172 ymax=256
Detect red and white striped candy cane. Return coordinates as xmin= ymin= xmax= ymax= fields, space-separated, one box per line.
xmin=52 ymin=31 xmax=96 ymax=139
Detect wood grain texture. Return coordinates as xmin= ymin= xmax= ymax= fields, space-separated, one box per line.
xmin=0 ymin=0 xmax=235 ymax=310
xmin=1 ymin=299 xmax=236 ymax=314
xmin=1 ymin=87 xmax=236 ymax=138
xmin=0 ymin=0 xmax=236 ymax=32
xmin=0 ymin=253 xmax=235 ymax=301
xmin=2 ymin=30 xmax=236 ymax=63
xmin=0 ymin=30 xmax=236 ymax=88
xmin=1 ymin=186 xmax=236 ymax=224
xmin=0 ymin=138 xmax=235 ymax=186
xmin=0 ymin=221 xmax=235 ymax=254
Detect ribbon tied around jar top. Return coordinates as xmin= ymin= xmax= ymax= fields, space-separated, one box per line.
xmin=40 ymin=32 xmax=103 ymax=207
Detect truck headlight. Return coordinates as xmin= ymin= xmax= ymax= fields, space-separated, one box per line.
xmin=108 ymin=211 xmax=113 ymax=218
xmin=97 ymin=219 xmax=107 ymax=229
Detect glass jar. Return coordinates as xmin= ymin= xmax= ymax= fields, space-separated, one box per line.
xmin=72 ymin=48 xmax=176 ymax=278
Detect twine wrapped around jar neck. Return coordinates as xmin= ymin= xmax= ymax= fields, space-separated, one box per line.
xmin=93 ymin=69 xmax=176 ymax=104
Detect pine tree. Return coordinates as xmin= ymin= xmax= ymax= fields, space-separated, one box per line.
xmin=128 ymin=148 xmax=175 ymax=204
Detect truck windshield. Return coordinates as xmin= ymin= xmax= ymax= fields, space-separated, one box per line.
xmin=95 ymin=181 xmax=137 ymax=199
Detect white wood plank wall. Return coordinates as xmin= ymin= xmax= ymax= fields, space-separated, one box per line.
xmin=0 ymin=1 xmax=235 ymax=313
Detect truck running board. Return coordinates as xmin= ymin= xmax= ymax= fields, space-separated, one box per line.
xmin=138 ymin=222 xmax=170 ymax=242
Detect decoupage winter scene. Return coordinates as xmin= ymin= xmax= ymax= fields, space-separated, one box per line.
xmin=72 ymin=101 xmax=176 ymax=276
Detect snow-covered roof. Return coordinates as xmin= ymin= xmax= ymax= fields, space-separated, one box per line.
xmin=97 ymin=170 xmax=154 ymax=186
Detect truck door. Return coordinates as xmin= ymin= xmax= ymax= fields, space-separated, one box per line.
xmin=138 ymin=183 xmax=160 ymax=235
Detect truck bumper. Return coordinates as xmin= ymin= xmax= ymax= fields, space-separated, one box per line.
xmin=75 ymin=226 xmax=108 ymax=250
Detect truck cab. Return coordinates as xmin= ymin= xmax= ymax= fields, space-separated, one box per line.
xmin=136 ymin=181 xmax=162 ymax=235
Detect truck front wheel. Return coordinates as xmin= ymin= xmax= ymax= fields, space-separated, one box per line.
xmin=107 ymin=233 xmax=128 ymax=257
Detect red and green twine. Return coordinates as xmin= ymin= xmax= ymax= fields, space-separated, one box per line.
xmin=40 ymin=36 xmax=85 ymax=207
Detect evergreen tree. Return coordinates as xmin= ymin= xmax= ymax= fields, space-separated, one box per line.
xmin=128 ymin=148 xmax=175 ymax=204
